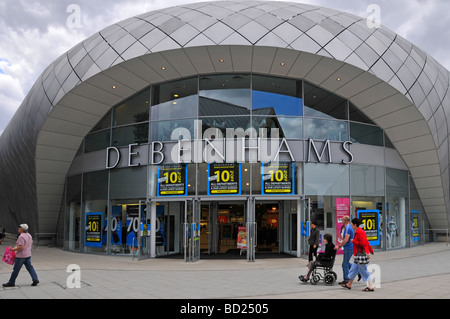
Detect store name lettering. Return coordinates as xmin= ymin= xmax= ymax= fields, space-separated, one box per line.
xmin=106 ymin=139 xmax=354 ymax=169
xmin=105 ymin=124 xmax=354 ymax=169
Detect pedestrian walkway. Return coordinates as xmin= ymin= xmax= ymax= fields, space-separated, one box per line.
xmin=1 ymin=234 xmax=449 ymax=299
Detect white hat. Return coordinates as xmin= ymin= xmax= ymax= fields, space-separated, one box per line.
xmin=19 ymin=224 xmax=29 ymax=231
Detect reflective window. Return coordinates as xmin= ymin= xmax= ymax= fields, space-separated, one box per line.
xmin=350 ymin=122 xmax=384 ymax=146
xmin=349 ymin=103 xmax=375 ymax=124
xmin=83 ymin=170 xmax=108 ymax=254
xmin=152 ymin=77 xmax=198 ymax=105
xmin=201 ymin=116 xmax=250 ymax=138
xmin=252 ymin=116 xmax=302 ymax=139
xmin=113 ymin=90 xmax=150 ymax=126
xmin=252 ymin=75 xmax=302 ymax=116
xmin=151 ymin=119 xmax=195 ymax=141
xmin=304 ymin=118 xmax=348 ymax=141
xmin=91 ymin=111 xmax=111 ymax=132
xmin=151 ymin=95 xmax=198 ymax=121
xmin=110 ymin=166 xmax=147 ymax=199
xmin=199 ymin=74 xmax=251 ymax=115
xmin=304 ymin=163 xmax=350 ymax=196
xmin=304 ymin=82 xmax=347 ymax=120
xmin=151 ymin=77 xmax=198 ymax=121
xmin=351 ymin=165 xmax=384 ymax=196
xmin=85 ymin=130 xmax=110 ymax=153
xmin=199 ymin=96 xmax=249 ymax=116
xmin=65 ymin=174 xmax=81 ymax=251
xmin=385 ymin=135 xmax=395 ymax=149
xmin=112 ymin=123 xmax=149 ymax=147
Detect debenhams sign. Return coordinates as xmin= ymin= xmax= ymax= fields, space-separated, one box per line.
xmin=105 ymin=123 xmax=354 ymax=169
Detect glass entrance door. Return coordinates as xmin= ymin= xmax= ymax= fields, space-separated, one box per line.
xmin=282 ymin=200 xmax=301 ymax=257
xmin=199 ymin=201 xmax=247 ymax=257
xmin=255 ymin=200 xmax=281 ymax=254
xmin=300 ymin=197 xmax=311 ymax=257
xmin=184 ymin=199 xmax=201 ymax=262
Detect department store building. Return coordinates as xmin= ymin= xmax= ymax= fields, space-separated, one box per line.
xmin=0 ymin=1 xmax=449 ymax=261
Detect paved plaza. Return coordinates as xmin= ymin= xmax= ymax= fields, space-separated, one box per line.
xmin=1 ymin=235 xmax=449 ymax=300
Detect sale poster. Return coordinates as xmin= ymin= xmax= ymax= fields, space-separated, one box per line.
xmin=357 ymin=210 xmax=381 ymax=246
xmin=261 ymin=162 xmax=294 ymax=195
xmin=208 ymin=163 xmax=241 ymax=195
xmin=412 ymin=211 xmax=420 ymax=242
xmin=336 ymin=198 xmax=350 ymax=255
xmin=85 ymin=212 xmax=103 ymax=247
xmin=237 ymin=226 xmax=247 ymax=250
xmin=157 ymin=164 xmax=187 ymax=196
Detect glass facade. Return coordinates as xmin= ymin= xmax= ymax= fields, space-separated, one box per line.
xmin=65 ymin=73 xmax=419 ymax=258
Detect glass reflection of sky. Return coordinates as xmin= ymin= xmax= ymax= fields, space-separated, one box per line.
xmin=199 ymin=89 xmax=251 ymax=108
xmin=252 ymin=90 xmax=302 ymax=116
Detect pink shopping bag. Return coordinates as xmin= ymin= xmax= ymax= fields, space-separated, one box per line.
xmin=2 ymin=247 xmax=16 ymax=265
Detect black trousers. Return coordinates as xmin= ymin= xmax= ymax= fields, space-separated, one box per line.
xmin=308 ymin=245 xmax=318 ymax=262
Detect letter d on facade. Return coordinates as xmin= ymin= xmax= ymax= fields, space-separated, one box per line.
xmin=106 ymin=147 xmax=121 ymax=169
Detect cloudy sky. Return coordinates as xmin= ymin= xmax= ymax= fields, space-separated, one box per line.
xmin=0 ymin=0 xmax=449 ymax=135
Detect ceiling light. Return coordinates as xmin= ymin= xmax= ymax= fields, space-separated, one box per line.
xmin=219 ymin=59 xmax=224 ymax=63
xmin=112 ymin=85 xmax=116 ymax=89
xmin=280 ymin=62 xmax=286 ymax=66
xmin=161 ymin=67 xmax=166 ymax=70
xmin=337 ymin=77 xmax=341 ymax=81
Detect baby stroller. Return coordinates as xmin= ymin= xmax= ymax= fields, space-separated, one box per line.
xmin=309 ymin=249 xmax=337 ymax=286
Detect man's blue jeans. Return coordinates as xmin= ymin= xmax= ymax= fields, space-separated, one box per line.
xmin=8 ymin=257 xmax=38 ymax=285
xmin=342 ymin=249 xmax=353 ymax=282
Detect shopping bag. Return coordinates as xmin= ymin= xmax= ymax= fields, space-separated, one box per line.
xmin=2 ymin=247 xmax=16 ymax=265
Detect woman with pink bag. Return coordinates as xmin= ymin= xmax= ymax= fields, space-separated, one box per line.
xmin=2 ymin=224 xmax=39 ymax=288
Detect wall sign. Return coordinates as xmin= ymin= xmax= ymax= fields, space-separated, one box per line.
xmin=85 ymin=212 xmax=103 ymax=247
xmin=157 ymin=164 xmax=188 ymax=196
xmin=207 ymin=163 xmax=241 ymax=195
xmin=357 ymin=210 xmax=380 ymax=246
xmin=105 ymin=138 xmax=355 ymax=169
xmin=261 ymin=162 xmax=295 ymax=195
xmin=411 ymin=211 xmax=420 ymax=242
xmin=336 ymin=198 xmax=350 ymax=255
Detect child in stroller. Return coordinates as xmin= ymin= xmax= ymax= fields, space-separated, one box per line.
xmin=299 ymin=233 xmax=337 ymax=286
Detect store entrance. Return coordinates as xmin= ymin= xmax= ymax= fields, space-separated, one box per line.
xmin=255 ymin=202 xmax=280 ymax=253
xmin=200 ymin=201 xmax=246 ymax=257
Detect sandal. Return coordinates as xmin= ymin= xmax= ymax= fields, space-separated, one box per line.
xmin=362 ymin=287 xmax=374 ymax=292
xmin=341 ymin=284 xmax=351 ymax=289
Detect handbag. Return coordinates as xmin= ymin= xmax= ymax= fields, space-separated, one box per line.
xmin=2 ymin=247 xmax=16 ymax=265
xmin=354 ymin=245 xmax=369 ymax=265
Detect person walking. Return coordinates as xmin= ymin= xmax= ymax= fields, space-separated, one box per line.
xmin=308 ymin=221 xmax=320 ymax=262
xmin=335 ymin=215 xmax=354 ymax=285
xmin=341 ymin=218 xmax=375 ymax=292
xmin=3 ymin=224 xmax=39 ymax=287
